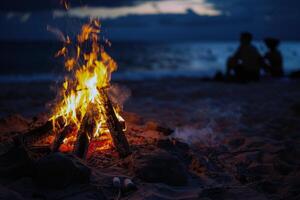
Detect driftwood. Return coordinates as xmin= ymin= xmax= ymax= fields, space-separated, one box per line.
xmin=0 ymin=88 xmax=131 ymax=159
xmin=98 ymin=88 xmax=131 ymax=158
xmin=22 ymin=116 xmax=64 ymax=147
xmin=0 ymin=118 xmax=61 ymax=155
xmin=22 ymin=121 xmax=53 ymax=146
xmin=52 ymin=124 xmax=77 ymax=152
xmin=73 ymin=104 xmax=97 ymax=159
xmin=0 ymin=116 xmax=71 ymax=156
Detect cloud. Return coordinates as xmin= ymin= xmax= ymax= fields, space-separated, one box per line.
xmin=0 ymin=0 xmax=299 ymax=40
xmin=53 ymin=0 xmax=221 ymax=19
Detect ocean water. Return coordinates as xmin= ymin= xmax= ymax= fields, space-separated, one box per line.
xmin=1 ymin=41 xmax=299 ymax=82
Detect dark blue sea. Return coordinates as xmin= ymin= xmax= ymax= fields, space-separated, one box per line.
xmin=0 ymin=41 xmax=299 ymax=82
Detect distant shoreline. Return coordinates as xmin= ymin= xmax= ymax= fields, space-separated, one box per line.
xmin=1 ymin=41 xmax=299 ymax=81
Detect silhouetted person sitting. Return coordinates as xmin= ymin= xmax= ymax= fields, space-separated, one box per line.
xmin=226 ymin=32 xmax=262 ymax=82
xmin=264 ymin=38 xmax=284 ymax=77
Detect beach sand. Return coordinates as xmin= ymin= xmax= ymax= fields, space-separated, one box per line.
xmin=0 ymin=78 xmax=300 ymax=199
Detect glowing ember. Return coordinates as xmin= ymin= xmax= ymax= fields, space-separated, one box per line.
xmin=50 ymin=18 xmax=125 ymax=154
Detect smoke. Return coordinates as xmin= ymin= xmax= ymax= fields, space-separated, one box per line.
xmin=173 ymin=121 xmax=220 ymax=147
xmin=173 ymin=103 xmax=242 ymax=147
xmin=108 ymin=84 xmax=131 ymax=110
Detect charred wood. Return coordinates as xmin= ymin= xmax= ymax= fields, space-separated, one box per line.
xmin=73 ymin=105 xmax=97 ymax=159
xmin=22 ymin=120 xmax=53 ymax=146
xmin=0 ymin=117 xmax=63 ymax=155
xmin=22 ymin=117 xmax=63 ymax=146
xmin=98 ymin=88 xmax=131 ymax=158
xmin=52 ymin=124 xmax=77 ymax=152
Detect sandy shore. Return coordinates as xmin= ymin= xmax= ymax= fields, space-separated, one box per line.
xmin=0 ymin=78 xmax=300 ymax=199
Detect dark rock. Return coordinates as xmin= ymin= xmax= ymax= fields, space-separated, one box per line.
xmin=133 ymin=150 xmax=188 ymax=186
xmin=5 ymin=178 xmax=36 ymax=199
xmin=156 ymin=139 xmax=192 ymax=167
xmin=0 ymin=185 xmax=24 ymax=200
xmin=156 ymin=139 xmax=173 ymax=150
xmin=0 ymin=146 xmax=33 ymax=178
xmin=34 ymin=153 xmax=91 ymax=188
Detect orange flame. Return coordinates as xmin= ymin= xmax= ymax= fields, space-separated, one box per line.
xmin=50 ymin=19 xmax=123 ymax=151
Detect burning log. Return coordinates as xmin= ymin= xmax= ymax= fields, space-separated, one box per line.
xmin=21 ymin=117 xmax=64 ymax=146
xmin=48 ymin=19 xmax=131 ymax=158
xmin=99 ymin=88 xmax=131 ymax=158
xmin=20 ymin=120 xmax=53 ymax=146
xmin=0 ymin=118 xmax=62 ymax=155
xmin=52 ymin=124 xmax=76 ymax=152
xmin=73 ymin=104 xmax=97 ymax=159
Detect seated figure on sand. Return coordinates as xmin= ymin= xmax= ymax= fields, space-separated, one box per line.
xmin=263 ymin=38 xmax=284 ymax=77
xmin=226 ymin=32 xmax=262 ymax=82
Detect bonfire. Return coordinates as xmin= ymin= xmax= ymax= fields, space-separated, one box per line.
xmin=0 ymin=19 xmax=130 ymax=160
xmin=49 ymin=19 xmax=130 ymax=159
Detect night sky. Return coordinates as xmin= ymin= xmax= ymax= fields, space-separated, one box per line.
xmin=0 ymin=0 xmax=299 ymax=41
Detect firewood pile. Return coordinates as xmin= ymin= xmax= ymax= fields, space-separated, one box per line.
xmin=0 ymin=90 xmax=131 ymax=162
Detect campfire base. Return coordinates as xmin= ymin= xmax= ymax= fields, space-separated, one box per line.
xmin=49 ymin=89 xmax=131 ymax=159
